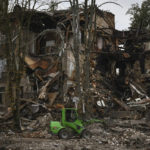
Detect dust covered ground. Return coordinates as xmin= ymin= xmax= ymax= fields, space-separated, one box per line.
xmin=1 ymin=118 xmax=150 ymax=150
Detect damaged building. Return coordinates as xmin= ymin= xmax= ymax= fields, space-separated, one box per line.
xmin=0 ymin=6 xmax=117 ymax=106
xmin=2 ymin=1 xmax=150 ymax=149
xmin=0 ymin=5 xmax=150 ymax=119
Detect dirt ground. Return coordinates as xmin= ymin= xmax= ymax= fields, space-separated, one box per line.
xmin=1 ymin=118 xmax=150 ymax=150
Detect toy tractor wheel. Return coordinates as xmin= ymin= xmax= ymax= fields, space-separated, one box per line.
xmin=81 ymin=129 xmax=91 ymax=139
xmin=58 ymin=129 xmax=69 ymax=139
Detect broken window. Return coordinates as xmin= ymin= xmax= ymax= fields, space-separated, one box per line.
xmin=0 ymin=32 xmax=5 ymax=45
xmin=20 ymin=86 xmax=23 ymax=98
xmin=0 ymin=87 xmax=5 ymax=104
xmin=97 ymin=37 xmax=103 ymax=50
xmin=116 ymin=68 xmax=120 ymax=76
xmin=36 ymin=31 xmax=60 ymax=55
xmin=0 ymin=59 xmax=6 ymax=78
xmin=46 ymin=40 xmax=55 ymax=47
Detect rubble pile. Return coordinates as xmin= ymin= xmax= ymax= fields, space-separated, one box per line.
xmin=1 ymin=53 xmax=150 ymax=150
xmin=1 ymin=119 xmax=150 ymax=150
xmin=1 ymin=4 xmax=150 ymax=150
xmin=1 ymin=52 xmax=150 ymax=133
xmin=88 ymin=56 xmax=150 ymax=120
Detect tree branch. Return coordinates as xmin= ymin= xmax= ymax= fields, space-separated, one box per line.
xmin=98 ymin=1 xmax=122 ymax=8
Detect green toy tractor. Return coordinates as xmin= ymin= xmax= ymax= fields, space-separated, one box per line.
xmin=50 ymin=108 xmax=91 ymax=139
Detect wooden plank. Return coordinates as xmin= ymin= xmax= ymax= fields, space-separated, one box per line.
xmin=113 ymin=98 xmax=130 ymax=111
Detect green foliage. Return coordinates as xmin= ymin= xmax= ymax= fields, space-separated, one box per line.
xmin=127 ymin=0 xmax=150 ymax=30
